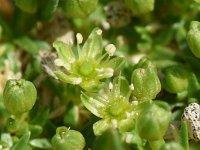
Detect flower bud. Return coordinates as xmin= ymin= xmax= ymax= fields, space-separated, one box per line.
xmin=162 ymin=66 xmax=190 ymax=94
xmin=160 ymin=142 xmax=183 ymax=150
xmin=51 ymin=127 xmax=85 ymax=150
xmin=3 ymin=79 xmax=37 ymax=115
xmin=187 ymin=21 xmax=200 ymax=58
xmin=136 ymin=102 xmax=171 ymax=140
xmin=131 ymin=58 xmax=161 ymax=101
xmin=61 ymin=0 xmax=98 ymax=18
xmin=124 ymin=0 xmax=155 ymax=15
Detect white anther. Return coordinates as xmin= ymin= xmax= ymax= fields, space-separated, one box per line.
xmin=109 ymin=82 xmax=113 ymax=90
xmin=132 ymin=101 xmax=138 ymax=106
xmin=104 ymin=68 xmax=114 ymax=77
xmin=111 ymin=119 xmax=118 ymax=128
xmin=76 ymin=33 xmax=83 ymax=44
xmin=73 ymin=77 xmax=82 ymax=84
xmin=129 ymin=84 xmax=134 ymax=90
xmin=105 ymin=44 xmax=116 ymax=56
xmin=125 ymin=134 xmax=134 ymax=143
xmin=96 ymin=29 xmax=103 ymax=35
xmin=96 ymin=68 xmax=104 ymax=73
xmin=54 ymin=59 xmax=65 ymax=66
xmin=69 ymin=57 xmax=75 ymax=63
xmin=126 ymin=112 xmax=131 ymax=117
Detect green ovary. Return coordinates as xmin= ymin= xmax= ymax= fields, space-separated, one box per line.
xmin=108 ymin=100 xmax=126 ymax=117
xmin=79 ymin=60 xmax=94 ymax=76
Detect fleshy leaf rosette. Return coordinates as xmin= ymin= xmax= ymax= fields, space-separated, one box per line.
xmin=81 ymin=76 xmax=136 ymax=136
xmin=53 ymin=28 xmax=124 ymax=91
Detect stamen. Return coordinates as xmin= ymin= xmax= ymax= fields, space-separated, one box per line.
xmin=109 ymin=82 xmax=113 ymax=90
xmin=72 ymin=77 xmax=82 ymax=84
xmin=76 ymin=33 xmax=83 ymax=44
xmin=104 ymin=68 xmax=114 ymax=77
xmin=54 ymin=59 xmax=65 ymax=66
xmin=96 ymin=29 xmax=103 ymax=35
xmin=111 ymin=119 xmax=118 ymax=128
xmin=129 ymin=84 xmax=134 ymax=90
xmin=105 ymin=44 xmax=116 ymax=56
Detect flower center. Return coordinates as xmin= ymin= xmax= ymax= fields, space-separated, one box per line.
xmin=108 ymin=100 xmax=125 ymax=116
xmin=79 ymin=60 xmax=94 ymax=76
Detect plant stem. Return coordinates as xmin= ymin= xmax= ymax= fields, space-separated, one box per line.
xmin=148 ymin=138 xmax=165 ymax=150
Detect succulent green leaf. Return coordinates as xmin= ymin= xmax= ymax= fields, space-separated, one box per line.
xmin=160 ymin=142 xmax=184 ymax=150
xmin=14 ymin=0 xmax=38 ymax=14
xmin=162 ymin=66 xmax=190 ymax=94
xmin=61 ymin=0 xmax=98 ymax=18
xmin=187 ymin=21 xmax=200 ymax=58
xmin=124 ymin=0 xmax=155 ymax=15
xmin=38 ymin=0 xmax=59 ymax=20
xmin=30 ymin=138 xmax=52 ymax=149
xmin=14 ymin=36 xmax=39 ymax=54
xmin=81 ymin=28 xmax=103 ymax=59
xmin=93 ymin=119 xmax=111 ymax=136
xmin=11 ymin=132 xmax=31 ymax=150
xmin=136 ymin=102 xmax=171 ymax=140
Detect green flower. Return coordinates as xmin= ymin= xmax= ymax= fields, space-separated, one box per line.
xmin=81 ymin=76 xmax=136 ymax=136
xmin=53 ymin=28 xmax=124 ymax=91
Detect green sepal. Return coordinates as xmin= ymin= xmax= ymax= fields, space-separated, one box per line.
xmin=53 ymin=41 xmax=75 ymax=66
xmin=81 ymin=28 xmax=103 ymax=59
xmin=81 ymin=92 xmax=106 ymax=118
